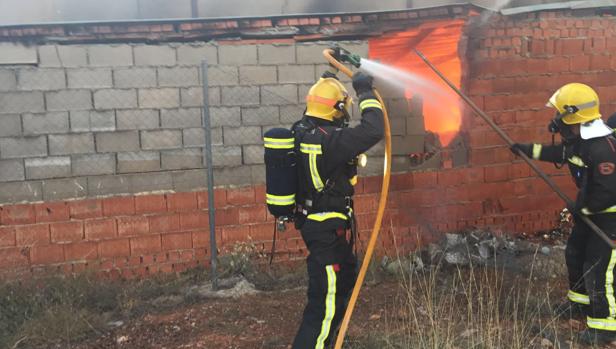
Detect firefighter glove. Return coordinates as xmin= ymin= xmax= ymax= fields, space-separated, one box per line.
xmin=510 ymin=143 xmax=533 ymax=158
xmin=352 ymin=72 xmax=374 ymax=95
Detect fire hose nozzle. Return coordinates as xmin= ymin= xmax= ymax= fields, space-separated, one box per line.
xmin=329 ymin=45 xmax=362 ymax=68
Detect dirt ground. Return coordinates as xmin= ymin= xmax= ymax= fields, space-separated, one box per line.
xmin=68 ymin=275 xmax=616 ymax=349
xmin=73 ymin=280 xmax=399 ymax=349
xmin=14 ymin=225 xmax=616 ymax=349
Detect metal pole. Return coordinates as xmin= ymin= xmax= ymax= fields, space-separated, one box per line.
xmin=191 ymin=0 xmax=199 ymax=18
xmin=414 ymin=49 xmax=615 ymax=249
xmin=201 ymin=60 xmax=219 ymax=289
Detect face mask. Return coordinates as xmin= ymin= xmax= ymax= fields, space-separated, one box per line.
xmin=560 ymin=124 xmax=578 ymax=144
xmin=548 ymin=112 xmax=565 ymax=134
xmin=548 ymin=112 xmax=578 ymax=143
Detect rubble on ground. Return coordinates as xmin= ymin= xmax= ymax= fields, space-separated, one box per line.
xmin=186 ymin=276 xmax=259 ymax=299
xmin=382 ymin=228 xmax=568 ymax=279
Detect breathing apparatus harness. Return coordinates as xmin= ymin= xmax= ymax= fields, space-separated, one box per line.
xmin=292 ymin=116 xmax=357 ymax=230
xmin=265 ymin=70 xmax=359 ymax=264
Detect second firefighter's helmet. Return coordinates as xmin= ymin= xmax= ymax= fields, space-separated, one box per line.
xmin=305 ymin=78 xmax=353 ymax=121
xmin=547 ymin=83 xmax=601 ymax=124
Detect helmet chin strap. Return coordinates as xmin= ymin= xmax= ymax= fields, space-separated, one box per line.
xmin=332 ymin=100 xmax=350 ymax=128
xmin=335 ymin=106 xmax=351 ymax=128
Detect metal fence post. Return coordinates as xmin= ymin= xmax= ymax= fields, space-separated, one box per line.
xmin=201 ymin=60 xmax=218 ymax=290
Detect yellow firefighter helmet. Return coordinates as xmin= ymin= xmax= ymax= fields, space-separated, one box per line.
xmin=547 ymin=83 xmax=601 ymax=124
xmin=305 ymin=78 xmax=353 ymax=121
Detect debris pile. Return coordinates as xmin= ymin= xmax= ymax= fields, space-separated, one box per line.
xmin=382 ymin=228 xmax=568 ymax=279
xmin=186 ymin=276 xmax=259 ymax=299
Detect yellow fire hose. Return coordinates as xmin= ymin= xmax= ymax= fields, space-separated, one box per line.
xmin=322 ymin=49 xmax=392 ymax=349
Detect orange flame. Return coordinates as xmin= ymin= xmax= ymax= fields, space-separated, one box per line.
xmin=368 ymin=20 xmax=465 ymax=147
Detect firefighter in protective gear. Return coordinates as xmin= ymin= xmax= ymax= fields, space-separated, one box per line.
xmin=511 ymin=83 xmax=616 ymax=345
xmin=607 ymin=112 xmax=616 ymax=130
xmin=291 ymin=71 xmax=384 ymax=349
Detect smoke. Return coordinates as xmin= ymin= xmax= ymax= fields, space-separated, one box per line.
xmin=476 ymin=0 xmax=513 ymax=26
xmin=297 ymin=0 xmax=339 ymax=14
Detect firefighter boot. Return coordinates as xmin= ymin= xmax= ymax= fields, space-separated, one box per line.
xmin=552 ymin=301 xmax=587 ymax=320
xmin=578 ymin=328 xmax=616 ymax=346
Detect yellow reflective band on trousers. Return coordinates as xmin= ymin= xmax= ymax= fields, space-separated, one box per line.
xmin=307 ymin=212 xmax=349 ymax=222
xmin=568 ymin=156 xmax=586 ymax=167
xmin=315 ymin=265 xmax=337 ymax=349
xmin=532 ymin=144 xmax=542 ymax=160
xmin=263 ymin=137 xmax=294 ymax=149
xmin=568 ymin=290 xmax=590 ymax=305
xmin=359 ymin=99 xmax=382 ymax=112
xmin=300 ymin=143 xmax=324 ymax=191
xmin=581 ymin=206 xmax=616 ymax=215
xmin=606 ymin=249 xmax=616 ymax=318
xmin=266 ymin=193 xmax=295 ymax=206
xmin=588 ymin=317 xmax=616 ymax=331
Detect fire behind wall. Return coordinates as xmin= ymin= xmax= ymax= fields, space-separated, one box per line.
xmin=369 ymin=19 xmax=466 ymax=170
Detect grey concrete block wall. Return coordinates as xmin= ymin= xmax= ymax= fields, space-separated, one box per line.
xmin=89 ymin=45 xmax=133 ymax=67
xmin=49 ymin=133 xmax=95 ymax=155
xmin=261 ymin=85 xmax=298 ymax=105
xmin=39 ymin=45 xmax=88 ymax=68
xmin=0 ymin=40 xmax=382 ymax=203
xmin=25 ymin=157 xmax=71 ymax=180
xmin=139 ymin=88 xmax=181 ymax=109
xmin=95 ymin=131 xmax=140 ymax=152
xmin=158 ymin=67 xmax=200 ymax=87
xmin=141 ymin=130 xmax=182 ymax=150
xmin=94 ymin=89 xmax=138 ymax=109
xmin=219 ymin=45 xmax=257 ymax=66
xmin=0 ymin=160 xmax=25 ymax=181
xmin=134 ymin=45 xmax=176 ymax=66
xmin=0 ymin=114 xmax=22 ymax=137
xmin=177 ymin=44 xmax=218 ymax=65
xmin=0 ymin=92 xmax=45 ymax=113
xmin=258 ymin=44 xmax=296 ymax=65
xmin=67 ymin=68 xmax=113 ymax=89
xmin=23 ymin=112 xmax=70 ymax=135
xmin=72 ymin=154 xmax=116 ymax=176
xmin=0 ymin=136 xmax=48 ymax=159
xmin=161 ymin=149 xmax=203 ymax=170
xmin=114 ymin=67 xmax=157 ymax=88
xmin=42 ymin=178 xmax=88 ymax=201
xmin=70 ymin=111 xmax=116 ymax=132
xmin=0 ymin=70 xmax=17 ymax=91
xmin=18 ymin=68 xmax=66 ymax=91
xmin=47 ymin=90 xmax=92 ymax=111
xmin=117 ymin=151 xmax=161 ymax=173
xmin=117 ymin=109 xmax=160 ymax=130
xmin=160 ymin=108 xmax=202 ymax=128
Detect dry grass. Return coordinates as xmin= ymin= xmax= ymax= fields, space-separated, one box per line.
xmin=348 ymin=243 xmax=581 ymax=349
xmin=0 ymin=240 xmax=301 ymax=349
xmin=0 ymin=267 xmax=211 ymax=349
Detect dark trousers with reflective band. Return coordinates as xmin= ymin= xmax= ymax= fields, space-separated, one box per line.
xmin=292 ymin=253 xmax=357 ymax=349
xmin=566 ymin=214 xmax=616 ymax=330
xmin=566 ymin=219 xmax=591 ymax=306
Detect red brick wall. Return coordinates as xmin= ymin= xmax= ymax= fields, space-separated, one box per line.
xmin=3 ymin=9 xmax=611 ymax=279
